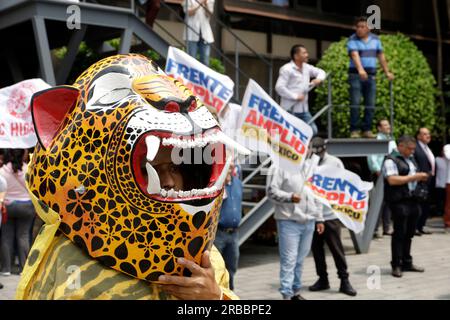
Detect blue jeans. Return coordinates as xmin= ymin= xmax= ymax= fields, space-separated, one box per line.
xmin=187 ymin=40 xmax=211 ymax=66
xmin=0 ymin=200 xmax=34 ymax=273
xmin=214 ymin=229 xmax=239 ymax=290
xmin=292 ymin=111 xmax=318 ymax=136
xmin=277 ymin=219 xmax=315 ymax=298
xmin=349 ymin=73 xmax=376 ymax=132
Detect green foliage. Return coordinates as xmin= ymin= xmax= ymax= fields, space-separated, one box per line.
xmin=314 ymin=33 xmax=439 ymax=138
xmin=209 ymin=57 xmax=225 ymax=74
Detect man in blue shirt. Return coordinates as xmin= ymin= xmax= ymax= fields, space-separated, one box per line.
xmin=214 ymin=162 xmax=242 ymax=290
xmin=347 ymin=16 xmax=394 ymax=138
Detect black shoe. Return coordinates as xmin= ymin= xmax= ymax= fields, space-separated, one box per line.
xmin=392 ymin=267 xmax=403 ymax=277
xmin=383 ymin=231 xmax=393 ymax=236
xmin=419 ymin=230 xmax=432 ymax=235
xmin=291 ymin=294 xmax=306 ymax=300
xmin=339 ymin=279 xmax=357 ymax=296
xmin=414 ymin=231 xmax=422 ymax=236
xmin=0 ymin=282 xmax=3 ymax=289
xmin=309 ymin=278 xmax=330 ymax=291
xmin=402 ymin=264 xmax=425 ymax=272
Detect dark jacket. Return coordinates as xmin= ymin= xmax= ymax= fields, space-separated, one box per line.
xmin=413 ymin=142 xmax=434 ymax=189
xmin=384 ymin=155 xmax=416 ymax=203
xmin=414 ymin=142 xmax=432 ymax=174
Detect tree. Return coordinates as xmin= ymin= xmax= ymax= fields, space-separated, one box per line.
xmin=314 ymin=33 xmax=440 ymax=138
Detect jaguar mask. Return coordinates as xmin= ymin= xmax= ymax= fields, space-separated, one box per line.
xmin=27 ymin=54 xmax=248 ymax=282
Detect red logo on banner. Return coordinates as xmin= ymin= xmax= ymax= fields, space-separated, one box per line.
xmin=7 ymin=82 xmax=35 ymax=119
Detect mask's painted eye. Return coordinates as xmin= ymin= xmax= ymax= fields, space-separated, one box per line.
xmin=87 ymin=72 xmax=133 ymax=109
xmin=96 ymin=88 xmax=132 ymax=106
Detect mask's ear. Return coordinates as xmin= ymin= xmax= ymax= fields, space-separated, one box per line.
xmin=31 ymin=86 xmax=79 ymax=150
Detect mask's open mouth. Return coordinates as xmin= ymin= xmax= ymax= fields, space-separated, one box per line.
xmin=132 ymin=128 xmax=233 ymax=203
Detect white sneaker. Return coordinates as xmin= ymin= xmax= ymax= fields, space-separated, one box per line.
xmin=0 ymin=272 xmax=11 ymax=276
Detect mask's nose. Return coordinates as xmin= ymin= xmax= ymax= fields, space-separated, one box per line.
xmin=132 ymin=74 xmax=197 ymax=113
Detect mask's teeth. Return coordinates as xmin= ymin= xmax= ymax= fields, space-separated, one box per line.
xmin=145 ymin=135 xmax=160 ymax=162
xmin=145 ymin=163 xmax=161 ymax=194
xmin=167 ymin=188 xmax=177 ymax=198
xmin=161 ymin=138 xmax=171 ymax=146
xmin=160 ymin=189 xmax=168 ymax=197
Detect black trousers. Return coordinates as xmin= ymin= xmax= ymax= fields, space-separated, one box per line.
xmin=375 ymin=200 xmax=392 ymax=233
xmin=435 ymin=187 xmax=446 ymax=216
xmin=311 ymin=219 xmax=349 ymax=280
xmin=416 ymin=201 xmax=430 ymax=232
xmin=390 ymin=199 xmax=420 ymax=268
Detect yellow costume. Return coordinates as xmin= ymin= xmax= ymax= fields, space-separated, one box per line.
xmin=17 ymin=54 xmax=243 ymax=299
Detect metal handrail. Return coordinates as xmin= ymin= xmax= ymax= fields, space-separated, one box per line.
xmin=157 ymin=0 xmax=273 ymax=98
xmin=190 ymin=0 xmax=272 ymax=68
xmin=242 ymin=157 xmax=271 ymax=185
xmin=157 ymin=1 xmax=256 ymax=91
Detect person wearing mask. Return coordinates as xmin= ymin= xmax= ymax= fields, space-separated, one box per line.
xmin=275 ymin=44 xmax=326 ymax=136
xmin=0 ymin=149 xmax=35 ymax=276
xmin=308 ymin=137 xmax=357 ymax=296
xmin=183 ymin=0 xmax=215 ymax=66
xmin=267 ymin=159 xmax=324 ymax=300
xmin=367 ymin=119 xmax=397 ymax=237
xmin=383 ymin=135 xmax=429 ymax=277
xmin=347 ymin=16 xmax=394 ymax=138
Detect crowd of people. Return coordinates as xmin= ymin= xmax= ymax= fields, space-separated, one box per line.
xmin=215 ymin=16 xmax=449 ymax=300
xmin=0 ymin=11 xmax=448 ymax=301
xmin=0 ymin=148 xmax=39 ymax=290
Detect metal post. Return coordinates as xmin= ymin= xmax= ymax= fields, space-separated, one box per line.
xmin=235 ymin=38 xmax=239 ymax=100
xmin=389 ymin=80 xmax=394 ymax=135
xmin=327 ymin=74 xmax=332 ymax=139
xmin=118 ymin=28 xmax=133 ymax=54
xmin=56 ymin=25 xmax=87 ymax=84
xmin=32 ymin=16 xmax=56 ymax=86
xmin=268 ymin=60 xmax=273 ymax=96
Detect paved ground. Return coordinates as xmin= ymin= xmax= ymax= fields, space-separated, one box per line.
xmin=234 ymin=217 xmax=450 ymax=300
xmin=1 ymin=218 xmax=449 ymax=300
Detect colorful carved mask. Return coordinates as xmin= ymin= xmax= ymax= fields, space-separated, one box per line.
xmin=27 ymin=54 xmax=245 ymax=281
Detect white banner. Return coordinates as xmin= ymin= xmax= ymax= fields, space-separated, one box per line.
xmin=236 ymin=79 xmax=313 ymax=173
xmin=305 ymin=165 xmax=374 ymax=233
xmin=0 ymin=79 xmax=50 ymax=149
xmin=165 ymin=46 xmax=234 ymax=114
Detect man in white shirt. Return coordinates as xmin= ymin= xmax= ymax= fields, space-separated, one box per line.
xmin=367 ymin=119 xmax=397 ymax=237
xmin=275 ymin=44 xmax=326 ymax=136
xmin=443 ymin=144 xmax=450 ymax=233
xmin=267 ymin=161 xmax=324 ymax=300
xmin=435 ymin=147 xmax=447 ymax=217
xmin=183 ymin=0 xmax=215 ymax=66
xmin=383 ymin=135 xmax=429 ymax=277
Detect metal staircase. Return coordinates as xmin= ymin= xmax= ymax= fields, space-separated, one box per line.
xmin=0 ymin=0 xmax=170 ymax=85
